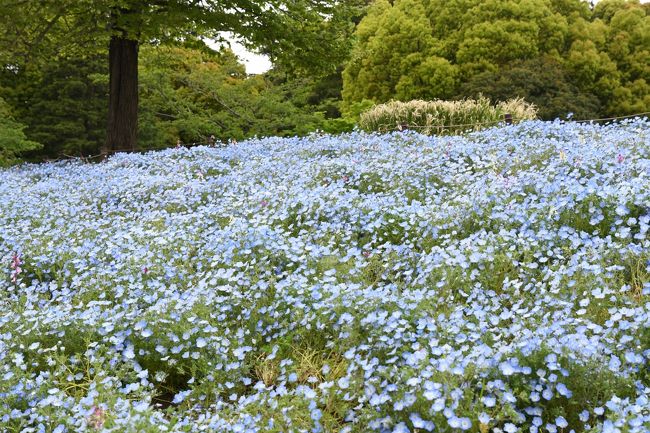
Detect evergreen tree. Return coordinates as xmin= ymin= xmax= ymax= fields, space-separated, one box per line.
xmin=2 ymin=56 xmax=107 ymax=158
xmin=343 ymin=0 xmax=576 ymax=106
xmin=0 ymin=97 xmax=41 ymax=166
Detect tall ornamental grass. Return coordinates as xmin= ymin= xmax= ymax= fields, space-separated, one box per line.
xmin=359 ymin=97 xmax=537 ymax=135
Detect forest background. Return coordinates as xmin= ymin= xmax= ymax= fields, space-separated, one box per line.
xmin=0 ymin=0 xmax=648 ymax=163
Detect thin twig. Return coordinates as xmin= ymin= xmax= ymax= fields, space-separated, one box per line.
xmin=571 ymin=111 xmax=650 ymax=123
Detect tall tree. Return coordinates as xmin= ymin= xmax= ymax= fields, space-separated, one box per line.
xmin=342 ymin=0 xmax=575 ymax=107
xmin=566 ymin=0 xmax=649 ymax=115
xmin=137 ymin=44 xmax=330 ymax=148
xmin=1 ymin=0 xmax=358 ymax=153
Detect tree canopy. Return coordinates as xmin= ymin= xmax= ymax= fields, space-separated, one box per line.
xmin=1 ymin=0 xmax=360 ymax=153
xmin=343 ymin=0 xmax=650 ymax=118
xmin=2 ymin=0 xmax=357 ymax=71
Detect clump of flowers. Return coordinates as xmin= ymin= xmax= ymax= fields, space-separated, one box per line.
xmin=0 ymin=119 xmax=648 ymax=432
xmin=10 ymin=252 xmax=21 ymax=284
xmin=88 ymin=406 xmax=106 ymax=429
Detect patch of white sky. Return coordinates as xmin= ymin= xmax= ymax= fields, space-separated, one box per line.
xmin=205 ymin=33 xmax=272 ymax=75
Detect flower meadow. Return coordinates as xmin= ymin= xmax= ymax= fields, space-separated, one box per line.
xmin=1 ymin=120 xmax=649 ymax=433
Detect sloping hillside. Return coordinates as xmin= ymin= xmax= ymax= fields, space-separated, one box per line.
xmin=1 ymin=120 xmax=649 ymax=432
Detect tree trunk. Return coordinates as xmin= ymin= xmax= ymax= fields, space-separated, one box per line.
xmin=104 ymin=36 xmax=138 ymax=155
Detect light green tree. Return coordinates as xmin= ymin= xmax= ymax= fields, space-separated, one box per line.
xmin=343 ymin=0 xmax=576 ymax=107
xmin=137 ymin=44 xmax=330 ymax=147
xmin=343 ymin=0 xmax=648 ymax=118
xmin=343 ymin=0 xmax=445 ymax=104
xmin=566 ymin=0 xmax=649 ymax=115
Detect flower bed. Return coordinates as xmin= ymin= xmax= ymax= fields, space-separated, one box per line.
xmin=1 ymin=119 xmax=649 ymax=432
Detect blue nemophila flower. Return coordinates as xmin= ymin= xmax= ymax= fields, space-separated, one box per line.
xmin=172 ymin=390 xmax=191 ymax=404
xmin=594 ymin=407 xmax=605 ymax=416
xmin=432 ymin=398 xmax=446 ymax=412
xmin=478 ymin=412 xmax=491 ymax=425
xmin=123 ymin=344 xmax=136 ymax=359
xmin=410 ymin=413 xmax=434 ymax=432
xmin=311 ymin=408 xmax=323 ymax=422
xmin=556 ymin=383 xmax=572 ymax=398
xmin=393 ymin=422 xmax=410 ymax=433
xmin=608 ymin=355 xmax=622 ymax=372
xmin=500 ymin=360 xmax=518 ymax=375
xmin=602 ymin=420 xmax=617 ymax=433
xmin=483 ymin=395 xmax=497 ymax=407
xmin=133 ymin=400 xmax=149 ymax=412
xmin=458 ymin=417 xmax=472 ymax=430
xmin=1 ymin=121 xmax=649 ymax=431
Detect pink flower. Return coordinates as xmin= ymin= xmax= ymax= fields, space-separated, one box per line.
xmin=617 ymin=153 xmax=625 ymax=163
xmin=10 ymin=252 xmax=22 ymax=284
xmin=88 ymin=406 xmax=106 ymax=429
xmin=260 ymin=200 xmax=269 ymax=207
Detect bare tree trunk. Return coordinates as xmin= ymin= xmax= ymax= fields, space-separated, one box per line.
xmin=104 ymin=35 xmax=138 ymax=154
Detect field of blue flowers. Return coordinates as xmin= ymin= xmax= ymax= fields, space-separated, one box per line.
xmin=1 ymin=120 xmax=649 ymax=433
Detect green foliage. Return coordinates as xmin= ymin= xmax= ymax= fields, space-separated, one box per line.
xmin=343 ymin=0 xmax=574 ymax=108
xmin=343 ymin=0 xmax=650 ymax=119
xmin=342 ymin=0 xmax=446 ymax=106
xmin=0 ymin=56 xmax=107 ymax=158
xmin=0 ymin=97 xmax=41 ymax=166
xmin=0 ymin=42 xmax=346 ymax=158
xmin=137 ymin=45 xmax=245 ymax=148
xmin=323 ymin=99 xmax=375 ymax=134
xmin=510 ymin=348 xmax=637 ymax=431
xmin=0 ymin=0 xmax=362 ymax=156
xmin=564 ymin=0 xmax=650 ymax=115
xmin=138 ymin=44 xmax=339 ymax=148
xmin=0 ymin=0 xmax=360 ymax=79
xmin=358 ymin=98 xmax=537 ymax=135
xmin=459 ymin=56 xmax=602 ymax=120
